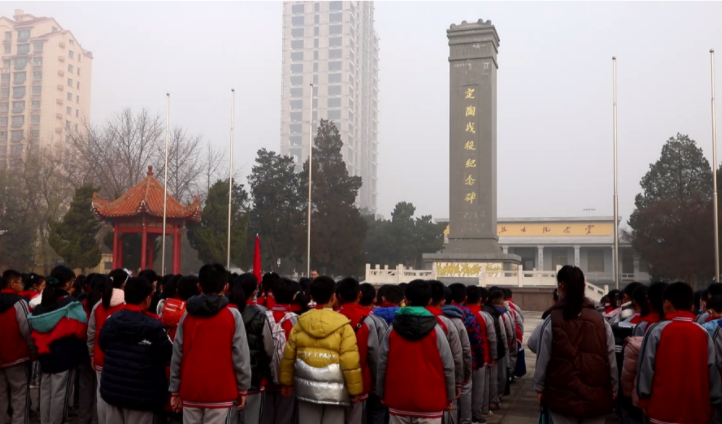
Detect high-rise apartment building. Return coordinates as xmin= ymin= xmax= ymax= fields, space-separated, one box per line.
xmin=0 ymin=10 xmax=93 ymax=169
xmin=280 ymin=1 xmax=379 ymax=212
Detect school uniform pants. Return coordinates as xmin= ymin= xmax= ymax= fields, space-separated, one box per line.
xmin=366 ymin=393 xmax=387 ymax=424
xmin=297 ymin=401 xmax=344 ymax=424
xmin=77 ymin=359 xmax=97 ymax=424
xmin=39 ymin=370 xmax=73 ymax=424
xmin=389 ymin=415 xmax=441 ymax=424
xmin=261 ymin=391 xmax=296 ymax=424
xmin=0 ymin=362 xmax=31 ymax=424
xmin=105 ymin=404 xmax=155 ymax=424
xmin=548 ymin=411 xmax=605 ymax=424
xmin=488 ymin=361 xmax=498 ymax=406
xmin=234 ymin=392 xmax=263 ymax=424
xmin=481 ymin=366 xmax=491 ymax=415
xmin=96 ymin=370 xmax=109 ymax=424
xmin=345 ymin=400 xmax=364 ymax=424
xmin=183 ymin=407 xmax=233 ymax=424
xmin=471 ymin=368 xmax=486 ymax=420
xmin=495 ymin=358 xmax=507 ymax=403
xmin=457 ymin=379 xmax=472 ymax=424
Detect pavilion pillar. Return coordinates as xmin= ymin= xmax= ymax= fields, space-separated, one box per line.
xmin=173 ymin=228 xmax=181 ymax=274
xmin=141 ymin=222 xmax=148 ymax=270
xmin=112 ymin=221 xmax=119 ymax=269
xmin=148 ymin=235 xmax=155 ymax=270
xmin=117 ymin=233 xmax=124 ymax=269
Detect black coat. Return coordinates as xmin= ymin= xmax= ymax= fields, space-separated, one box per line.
xmin=99 ymin=308 xmax=173 ymax=412
xmin=483 ymin=304 xmax=506 ymax=359
xmin=242 ymin=305 xmax=272 ymax=391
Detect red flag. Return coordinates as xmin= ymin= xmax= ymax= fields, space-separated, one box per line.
xmin=253 ymin=235 xmax=262 ymax=280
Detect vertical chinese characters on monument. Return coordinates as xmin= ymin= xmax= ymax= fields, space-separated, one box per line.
xmin=463 ymin=85 xmax=480 ymax=208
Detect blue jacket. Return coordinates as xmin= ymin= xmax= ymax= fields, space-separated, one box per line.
xmin=99 ymin=307 xmax=173 ymax=412
xmin=374 ymin=306 xmax=400 ymax=325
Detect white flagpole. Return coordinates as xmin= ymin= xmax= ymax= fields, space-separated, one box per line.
xmin=307 ymin=84 xmax=314 ymax=278
xmin=161 ymin=93 xmax=170 ymax=275
xmin=613 ymin=57 xmax=620 ymax=290
xmin=227 ymin=89 xmax=235 ymax=270
xmin=711 ymin=49 xmax=720 ymax=281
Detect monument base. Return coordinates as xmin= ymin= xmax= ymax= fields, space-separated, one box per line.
xmin=422 ymin=252 xmax=521 ymax=286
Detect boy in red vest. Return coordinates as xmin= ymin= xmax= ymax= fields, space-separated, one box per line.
xmin=337 ymin=278 xmax=380 ymax=424
xmin=638 ymin=282 xmax=722 ymax=424
xmin=378 ymin=280 xmax=455 ymax=424
xmin=0 ymin=270 xmax=37 ymax=424
xmin=169 ymin=264 xmax=251 ymax=424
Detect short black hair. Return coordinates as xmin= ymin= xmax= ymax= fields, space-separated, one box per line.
xmin=430 ymin=281 xmax=446 ymax=304
xmin=381 ymin=285 xmax=403 ymax=305
xmin=359 ymin=283 xmax=376 ymax=307
xmin=489 ymin=289 xmax=505 ymax=304
xmin=23 ymin=273 xmax=44 ymax=290
xmin=663 ymin=282 xmax=694 ymax=312
xmin=448 ymin=283 xmax=467 ymax=304
xmin=504 ymin=287 xmax=513 ymax=298
xmin=466 ymin=286 xmax=481 ymax=304
xmin=337 ymin=277 xmax=360 ymax=304
xmin=228 ymin=282 xmax=246 ymax=312
xmin=237 ymin=273 xmax=259 ymax=299
xmin=124 ymin=277 xmax=153 ymax=305
xmin=177 ymin=275 xmax=200 ymax=301
xmin=311 ymin=276 xmax=336 ymax=305
xmin=261 ymin=272 xmax=280 ymax=295
xmin=709 ymin=283 xmax=722 ymax=298
xmin=707 ymin=295 xmax=722 ymax=313
xmin=2 ymin=270 xmax=21 ymax=288
xmin=398 ymin=282 xmax=408 ymax=296
xmin=405 ymin=280 xmax=431 ymax=307
xmin=444 ymin=286 xmax=454 ymax=304
xmin=623 ymin=282 xmax=643 ymax=300
xmin=479 ymin=287 xmax=489 ymax=302
xmin=274 ymin=278 xmax=298 ymax=304
xmin=138 ymin=269 xmax=158 ymax=285
xmin=198 ymin=263 xmax=227 ymax=294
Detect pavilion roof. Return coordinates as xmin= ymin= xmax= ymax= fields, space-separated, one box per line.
xmin=92 ymin=166 xmax=201 ymax=222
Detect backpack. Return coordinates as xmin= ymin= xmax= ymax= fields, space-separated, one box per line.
xmin=266 ymin=310 xmax=298 ymax=385
xmin=160 ymin=298 xmax=186 ymax=341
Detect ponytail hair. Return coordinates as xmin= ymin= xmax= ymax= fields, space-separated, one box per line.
xmin=557 ymin=265 xmax=586 ymax=321
xmin=647 ymin=281 xmax=668 ymax=321
xmin=104 ymin=269 xmax=129 ymax=309
xmin=41 ymin=265 xmax=76 ymax=308
xmin=85 ymin=274 xmax=107 ymax=310
xmin=633 ymin=285 xmax=650 ymax=317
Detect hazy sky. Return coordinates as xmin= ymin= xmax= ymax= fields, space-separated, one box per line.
xmin=7 ymin=2 xmax=722 ymax=226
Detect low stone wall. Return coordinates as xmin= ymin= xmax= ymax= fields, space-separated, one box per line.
xmin=509 ymin=287 xmax=556 ymax=312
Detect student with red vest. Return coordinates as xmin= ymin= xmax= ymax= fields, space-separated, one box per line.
xmin=632 ymin=282 xmax=666 ymax=337
xmin=337 ymin=278 xmax=380 ymax=424
xmin=378 ymin=280 xmax=456 ymax=424
xmin=638 ymin=282 xmax=722 ymax=424
xmin=359 ymin=283 xmax=389 ymax=424
xmin=257 ymin=273 xmax=280 ymax=310
xmin=88 ymin=268 xmax=128 ymax=424
xmin=0 ymin=269 xmax=37 ymax=424
xmin=466 ymin=286 xmax=492 ymax=424
xmin=169 ymin=264 xmax=251 ymax=424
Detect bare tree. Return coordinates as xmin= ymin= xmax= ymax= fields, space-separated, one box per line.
xmin=200 ymin=141 xmax=226 ymax=204
xmin=155 ymin=128 xmax=204 ymax=204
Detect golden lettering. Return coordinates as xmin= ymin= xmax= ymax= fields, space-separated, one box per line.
xmin=465 ymin=88 xmax=475 ymax=99
xmin=464 ymin=175 xmax=476 ymax=186
xmin=464 ymin=141 xmax=476 ymax=150
xmin=465 ymin=122 xmax=475 ymax=134
xmin=466 ymin=106 xmax=476 ymax=116
xmin=465 ymin=159 xmax=477 ymax=168
xmin=465 ymin=192 xmax=477 ymax=204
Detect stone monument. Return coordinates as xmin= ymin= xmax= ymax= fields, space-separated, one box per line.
xmin=423 ymin=19 xmax=520 ymax=283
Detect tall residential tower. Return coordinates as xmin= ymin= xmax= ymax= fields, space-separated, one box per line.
xmin=0 ymin=9 xmax=93 ymax=169
xmin=280 ymin=1 xmax=379 ymax=212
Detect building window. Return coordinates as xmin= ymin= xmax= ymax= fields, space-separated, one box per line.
xmin=0 ymin=117 xmax=6 ymax=125
xmin=314 ymin=14 xmax=319 ymax=24
xmin=0 ymin=103 xmax=7 ymax=112
xmin=349 ymin=99 xmax=354 ymax=109
xmin=17 ymin=44 xmax=29 ymax=55
xmin=10 ymin=144 xmax=22 ymax=157
xmin=3 ymin=45 xmax=9 ymax=54
xmin=313 ymin=74 xmax=318 ymax=84
xmin=290 ymin=124 xmax=302 ymax=134
xmin=314 ymin=39 xmax=319 ymax=48
xmin=66 ymin=120 xmax=70 ymax=129
xmin=31 ymin=115 xmax=39 ymax=124
xmin=290 ymin=112 xmax=302 ymax=122
xmin=4 ymin=31 xmax=10 ymax=40
xmin=30 ymin=129 xmax=39 ymax=139
xmin=290 ymin=76 xmax=303 ymax=86
xmin=329 ymin=36 xmax=342 ymax=47
xmin=291 ymin=51 xmax=303 ymax=62
xmin=11 ymin=116 xmax=23 ymax=127
xmin=329 ymin=49 xmax=342 ymax=59
xmin=330 ymin=13 xmax=342 ymax=23
xmin=290 ymin=64 xmax=303 ymax=74
xmin=314 ymin=3 xmax=320 ymax=12
xmin=68 ymin=78 xmax=73 ymax=87
xmin=290 ymin=88 xmax=303 ymax=98
xmin=291 ymin=4 xmax=305 ymax=14
xmin=349 ymin=74 xmax=355 ymax=86
xmin=3 ymin=59 xmax=10 ymax=68
xmin=313 ymin=86 xmax=318 ymax=96
xmin=313 ymin=63 xmax=318 ymax=72
xmin=67 ymin=92 xmax=72 ymax=101
xmin=312 ymin=98 xmax=318 ymax=108
xmin=313 ymin=51 xmax=318 ymax=60
xmin=291 ymin=39 xmax=304 ymax=50
xmin=77 ymin=68 xmax=81 ymax=76
xmin=328 ymin=110 xmax=341 ymax=120
xmin=32 ymin=85 xmax=40 ymax=94
xmin=328 ymin=73 xmax=342 ymax=83
xmin=0 ymin=74 xmax=8 ymax=83
xmin=329 ymin=25 xmax=342 ymax=35
xmin=328 ymin=98 xmax=341 ymax=108
xmin=349 ymin=110 xmax=354 ymax=120
xmin=0 ymin=88 xmax=8 ymax=97
xmin=330 ymin=1 xmax=342 ymax=11
xmin=587 ymin=249 xmax=605 ymax=273
xmin=292 ymin=16 xmax=304 ymax=26
xmin=33 ymin=71 xmax=41 ymax=80
xmin=18 ymin=29 xmax=30 ymax=42
xmin=66 ymin=106 xmax=72 ymax=115
xmin=328 ymin=85 xmax=342 ymax=96
xmin=69 ymin=50 xmax=74 ymax=59
xmin=350 ymin=63 xmax=355 ymax=74
xmin=68 ymin=64 xmax=74 ymax=73
xmin=33 ymin=57 xmax=41 ymax=66
xmin=77 ymin=82 xmax=80 ymax=90
xmin=12 ymin=86 xmax=25 ymax=99
xmin=291 ymin=28 xmax=304 ymax=38
xmin=76 ymin=95 xmax=79 ymax=103
xmin=0 ymin=130 xmax=6 ymax=140
xmin=290 ymin=100 xmax=303 ymax=110
xmin=31 ymin=100 xmax=40 ymax=109
xmin=76 ymin=109 xmax=79 ymax=117
xmin=34 ymin=42 xmax=42 ymax=51
xmin=350 ymin=51 xmax=355 ymax=62
xmin=10 ymin=130 xmax=23 ymax=142
xmin=290 ymin=135 xmax=302 ymax=146
xmin=14 ymin=58 xmax=27 ymax=70
xmin=13 ymin=72 xmax=26 ymax=84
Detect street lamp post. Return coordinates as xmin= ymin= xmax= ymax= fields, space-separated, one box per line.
xmin=612 ymin=57 xmax=620 ymax=290
xmin=711 ymin=49 xmax=720 ymax=282
xmin=306 ymin=84 xmax=314 ymax=278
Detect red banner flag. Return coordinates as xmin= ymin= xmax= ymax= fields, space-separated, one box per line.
xmin=253 ymin=235 xmax=262 ymax=280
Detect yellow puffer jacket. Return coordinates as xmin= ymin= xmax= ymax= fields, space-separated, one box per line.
xmin=280 ymin=309 xmax=363 ymax=405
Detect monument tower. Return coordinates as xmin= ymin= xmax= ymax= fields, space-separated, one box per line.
xmin=424 ymin=19 xmax=520 ymax=282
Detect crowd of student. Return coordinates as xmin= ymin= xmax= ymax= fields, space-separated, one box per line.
xmin=529 ymin=265 xmax=722 ymax=424
xmin=0 ymin=265 xmax=526 ymax=424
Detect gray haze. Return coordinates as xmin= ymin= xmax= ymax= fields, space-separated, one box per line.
xmin=7 ymin=2 xmax=722 ymax=225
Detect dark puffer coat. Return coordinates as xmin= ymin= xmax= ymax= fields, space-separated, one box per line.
xmin=242 ymin=305 xmax=272 ymax=391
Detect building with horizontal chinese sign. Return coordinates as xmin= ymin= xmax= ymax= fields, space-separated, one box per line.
xmin=440 ymin=216 xmax=649 ymax=285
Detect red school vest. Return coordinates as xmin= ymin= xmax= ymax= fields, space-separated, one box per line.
xmin=92 ymin=302 xmax=125 ymax=370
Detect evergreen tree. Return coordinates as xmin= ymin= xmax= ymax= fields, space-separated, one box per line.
xmin=298 ymin=120 xmax=367 ymax=276
xmin=0 ymin=171 xmax=37 ymax=271
xmin=49 ymin=184 xmax=102 ymax=271
xmin=187 ymin=179 xmax=249 ymax=266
